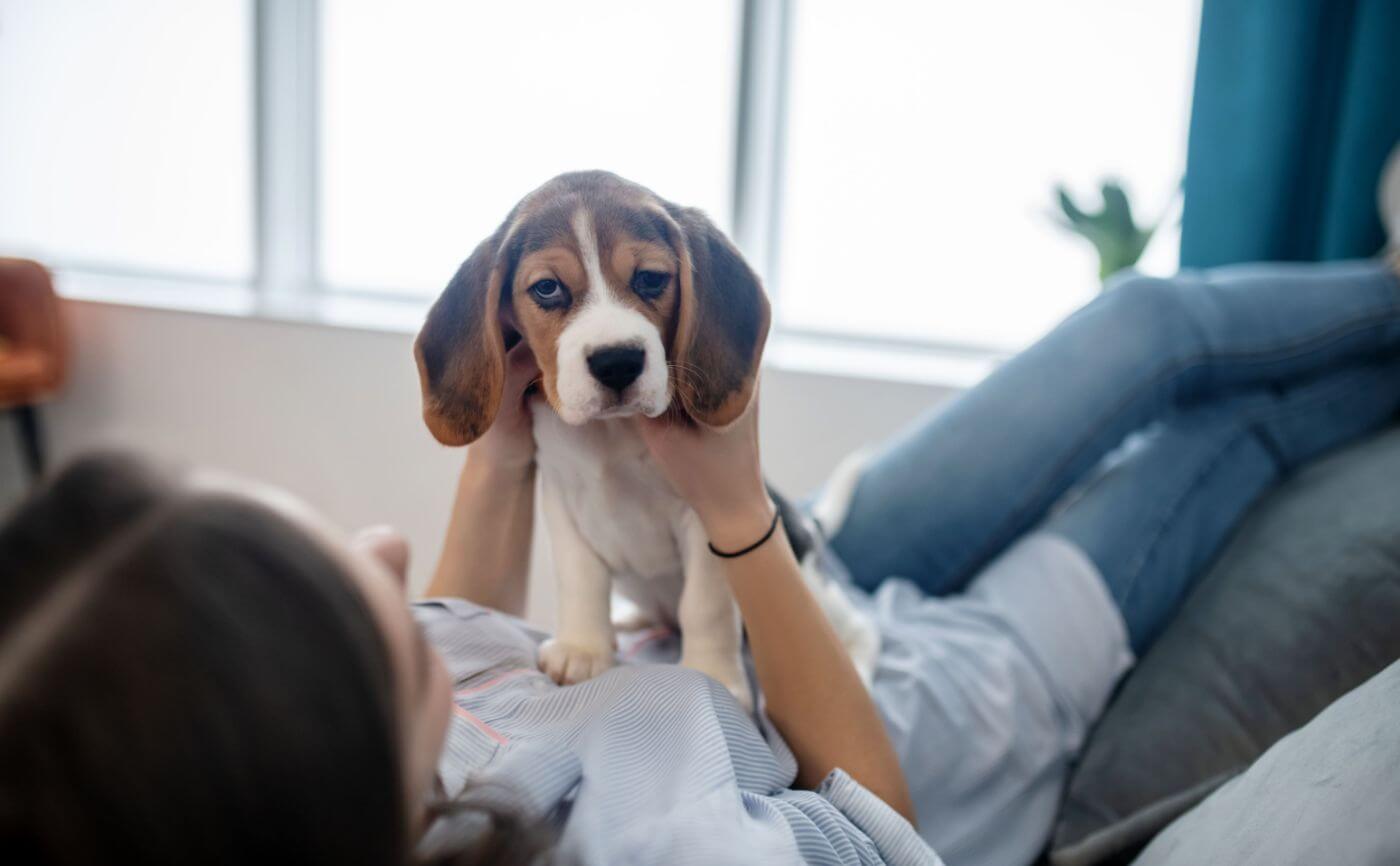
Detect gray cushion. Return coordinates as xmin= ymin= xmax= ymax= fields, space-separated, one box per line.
xmin=1048 ymin=426 xmax=1400 ymax=866
xmin=1131 ymin=659 xmax=1400 ymax=866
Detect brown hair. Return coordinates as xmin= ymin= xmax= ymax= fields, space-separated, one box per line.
xmin=0 ymin=453 xmax=549 ymax=865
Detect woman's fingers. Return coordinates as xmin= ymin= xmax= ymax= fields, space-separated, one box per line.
xmin=351 ymin=525 xmax=411 ymax=588
xmin=635 ymin=384 xmax=768 ymax=533
xmin=466 ymin=342 xmax=540 ymax=467
xmin=503 ymin=342 xmax=541 ymax=399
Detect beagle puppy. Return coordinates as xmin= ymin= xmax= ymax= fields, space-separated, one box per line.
xmin=415 ymin=171 xmax=876 ymax=709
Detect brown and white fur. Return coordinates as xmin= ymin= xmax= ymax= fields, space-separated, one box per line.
xmin=414 ymin=171 xmax=876 ymax=709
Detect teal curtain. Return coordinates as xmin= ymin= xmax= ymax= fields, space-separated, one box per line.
xmin=1181 ymin=0 xmax=1400 ymax=267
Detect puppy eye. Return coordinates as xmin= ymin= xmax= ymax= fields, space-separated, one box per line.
xmin=631 ymin=270 xmax=670 ymax=299
xmin=528 ymin=278 xmax=569 ymax=309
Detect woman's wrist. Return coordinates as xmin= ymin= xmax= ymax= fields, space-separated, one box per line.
xmin=701 ymin=496 xmax=778 ymax=553
xmin=463 ymin=449 xmax=536 ymax=488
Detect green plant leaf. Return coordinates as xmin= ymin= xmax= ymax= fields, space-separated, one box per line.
xmin=1051 ymin=179 xmax=1160 ymax=282
xmin=1057 ymin=186 xmax=1091 ymax=228
xmin=1099 ymin=181 xmax=1133 ymax=228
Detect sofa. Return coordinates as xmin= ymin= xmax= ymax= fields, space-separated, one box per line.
xmin=1043 ymin=425 xmax=1400 ymax=865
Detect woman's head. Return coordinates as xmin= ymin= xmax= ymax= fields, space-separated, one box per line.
xmin=0 ymin=453 xmax=453 ymax=864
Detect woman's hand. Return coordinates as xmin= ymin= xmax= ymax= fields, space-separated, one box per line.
xmin=638 ymin=383 xmax=916 ymax=822
xmin=426 ymin=342 xmax=540 ymax=611
xmin=636 ymin=388 xmax=774 ymax=551
xmin=467 ymin=342 xmax=541 ymax=472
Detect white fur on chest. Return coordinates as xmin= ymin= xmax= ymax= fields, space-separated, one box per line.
xmin=532 ymin=403 xmax=690 ymax=622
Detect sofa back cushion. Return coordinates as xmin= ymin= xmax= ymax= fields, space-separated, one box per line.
xmin=1131 ymin=659 xmax=1400 ymax=866
xmin=1048 ymin=426 xmax=1400 ymax=866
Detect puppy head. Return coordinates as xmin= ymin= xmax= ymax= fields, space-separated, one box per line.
xmin=415 ymin=171 xmax=770 ymax=445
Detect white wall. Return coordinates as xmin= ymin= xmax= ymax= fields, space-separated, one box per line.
xmin=19 ymin=300 xmax=953 ymax=623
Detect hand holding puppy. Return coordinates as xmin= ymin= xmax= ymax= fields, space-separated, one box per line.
xmin=426 ymin=340 xmax=541 ymax=610
xmin=637 ymin=388 xmax=775 ymax=553
xmin=467 ymin=342 xmax=541 ymax=473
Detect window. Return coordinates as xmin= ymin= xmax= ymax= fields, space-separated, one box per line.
xmin=318 ymin=0 xmax=741 ymax=294
xmin=776 ymin=0 xmax=1199 ymax=350
xmin=2 ymin=1 xmax=1202 ymax=358
xmin=0 ymin=0 xmax=254 ymax=280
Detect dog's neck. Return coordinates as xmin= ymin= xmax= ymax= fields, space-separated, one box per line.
xmin=531 ymin=400 xmax=655 ymax=470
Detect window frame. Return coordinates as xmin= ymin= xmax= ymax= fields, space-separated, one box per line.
xmin=251 ymin=0 xmax=788 ymax=306
xmin=254 ymin=0 xmax=1013 ymax=358
xmin=45 ymin=0 xmax=1073 ymax=366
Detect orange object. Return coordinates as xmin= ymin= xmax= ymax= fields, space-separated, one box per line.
xmin=0 ymin=258 xmax=67 ymax=477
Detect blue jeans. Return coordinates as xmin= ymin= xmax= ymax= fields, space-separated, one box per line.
xmin=829 ymin=260 xmax=1400 ymax=653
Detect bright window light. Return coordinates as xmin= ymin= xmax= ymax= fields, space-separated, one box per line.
xmin=777 ymin=0 xmax=1199 ymax=350
xmin=0 ymin=0 xmax=254 ymax=280
xmin=318 ymin=0 xmax=741 ymax=295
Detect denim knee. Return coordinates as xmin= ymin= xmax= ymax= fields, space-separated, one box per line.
xmin=1099 ymin=272 xmax=1197 ymax=327
xmin=1070 ymin=273 xmax=1207 ymax=371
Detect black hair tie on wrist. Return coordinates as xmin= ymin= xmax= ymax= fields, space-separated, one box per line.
xmin=708 ymin=509 xmax=781 ymax=558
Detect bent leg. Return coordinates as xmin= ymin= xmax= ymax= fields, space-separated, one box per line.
xmin=831 ymin=260 xmax=1400 ymax=596
xmin=1046 ymin=356 xmax=1400 ymax=654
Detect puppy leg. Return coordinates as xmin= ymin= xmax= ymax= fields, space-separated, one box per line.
xmin=537 ymin=474 xmax=616 ymax=685
xmin=677 ymin=512 xmax=753 ymax=712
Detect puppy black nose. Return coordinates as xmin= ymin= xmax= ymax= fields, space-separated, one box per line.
xmin=587 ymin=345 xmax=646 ymax=393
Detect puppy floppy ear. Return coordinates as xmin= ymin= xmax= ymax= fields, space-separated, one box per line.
xmin=414 ymin=233 xmax=511 ymax=446
xmin=665 ymin=205 xmax=771 ymax=428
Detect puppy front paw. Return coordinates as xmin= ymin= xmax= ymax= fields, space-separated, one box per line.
xmin=539 ymin=638 xmax=615 ymax=685
xmin=682 ymin=650 xmax=754 ymax=713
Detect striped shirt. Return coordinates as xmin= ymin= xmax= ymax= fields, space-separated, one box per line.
xmin=417 ymin=533 xmax=1132 ymax=866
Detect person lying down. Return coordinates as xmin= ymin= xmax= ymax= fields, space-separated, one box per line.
xmin=4 ymin=256 xmax=1400 ymax=865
